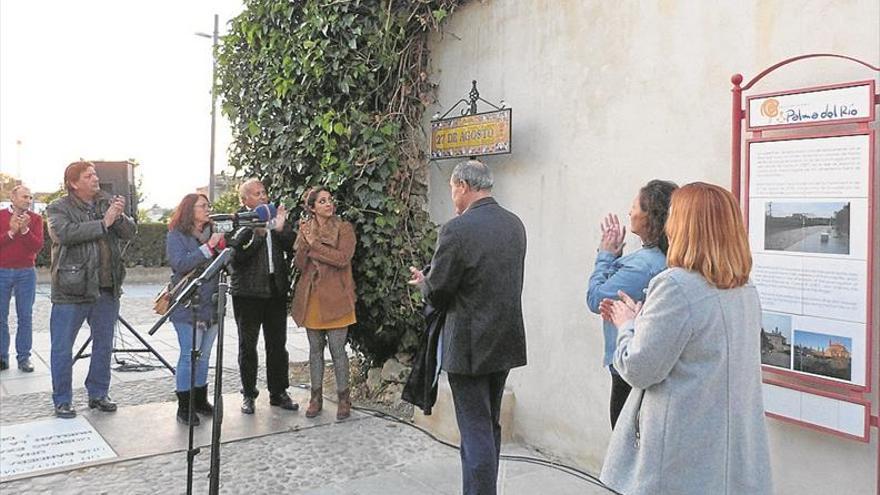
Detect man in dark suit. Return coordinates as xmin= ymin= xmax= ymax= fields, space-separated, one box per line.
xmin=409 ymin=160 xmax=527 ymax=495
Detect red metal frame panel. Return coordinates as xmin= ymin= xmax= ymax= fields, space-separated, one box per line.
xmin=763 ymin=377 xmax=871 ymax=442
xmin=745 ymin=129 xmax=874 ymax=393
xmin=746 ymin=80 xmax=875 ymax=132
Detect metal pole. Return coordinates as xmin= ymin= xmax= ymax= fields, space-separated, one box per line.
xmin=730 ymin=74 xmax=743 ymax=204
xmin=209 ymin=14 xmax=219 ymax=203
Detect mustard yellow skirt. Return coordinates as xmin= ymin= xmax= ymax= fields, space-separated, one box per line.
xmin=302 ymin=294 xmax=356 ymax=330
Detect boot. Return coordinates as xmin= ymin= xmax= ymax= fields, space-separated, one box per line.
xmin=193 ymin=385 xmax=214 ymax=416
xmin=305 ymin=388 xmax=323 ymax=418
xmin=176 ymin=391 xmax=200 ymax=426
xmin=336 ymin=388 xmax=351 ymax=420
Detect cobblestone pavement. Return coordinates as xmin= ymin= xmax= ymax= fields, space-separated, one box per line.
xmin=2 ymin=416 xmax=454 ymax=494
xmin=1 ymin=283 xmax=608 ymax=494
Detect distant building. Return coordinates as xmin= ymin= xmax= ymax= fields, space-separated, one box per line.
xmin=764 ymin=328 xmax=790 ymax=352
xmin=824 ymin=341 xmax=850 ymax=360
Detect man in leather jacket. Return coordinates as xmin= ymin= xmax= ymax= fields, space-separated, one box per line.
xmin=229 ymin=178 xmax=298 ymax=414
xmin=46 ymin=161 xmax=136 ymax=418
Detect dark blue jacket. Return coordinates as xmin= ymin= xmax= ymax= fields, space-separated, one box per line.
xmin=166 ymin=229 xmax=220 ymax=325
xmin=421 ymin=197 xmax=527 ymax=375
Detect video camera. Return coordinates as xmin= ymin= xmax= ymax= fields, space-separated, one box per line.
xmin=209 ymin=204 xmax=277 ymax=233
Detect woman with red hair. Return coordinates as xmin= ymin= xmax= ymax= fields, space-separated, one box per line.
xmin=599 ymin=182 xmax=772 ymax=495
xmin=166 ymin=193 xmax=225 ymax=426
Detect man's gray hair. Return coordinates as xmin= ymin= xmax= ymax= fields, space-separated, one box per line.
xmin=451 ymin=160 xmax=493 ymax=191
xmin=10 ymin=184 xmax=29 ymax=196
xmin=239 ymin=178 xmax=263 ymax=201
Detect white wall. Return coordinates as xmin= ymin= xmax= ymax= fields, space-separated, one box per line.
xmin=423 ymin=1 xmax=879 ymax=493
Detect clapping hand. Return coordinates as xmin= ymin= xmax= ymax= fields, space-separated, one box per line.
xmin=298 ymin=218 xmax=316 ymax=245
xmin=17 ymin=213 xmax=30 ymax=233
xmin=599 ymin=290 xmax=643 ymax=329
xmin=8 ymin=212 xmax=21 ymax=236
xmin=273 ymin=205 xmax=287 ymax=232
xmin=599 ymin=213 xmax=626 ymax=256
xmin=103 ymin=196 xmax=126 ymax=228
xmin=407 ymin=266 xmax=425 ymax=287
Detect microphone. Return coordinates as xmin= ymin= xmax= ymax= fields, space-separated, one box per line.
xmin=254 ymin=203 xmax=277 ymax=222
xmin=209 ymin=204 xmax=277 ymax=233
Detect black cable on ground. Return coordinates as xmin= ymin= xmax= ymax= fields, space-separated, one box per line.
xmin=289 ymin=383 xmax=621 ymax=495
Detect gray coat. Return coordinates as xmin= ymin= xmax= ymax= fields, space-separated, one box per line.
xmin=421 ymin=197 xmax=527 ymax=375
xmin=601 ymin=268 xmax=772 ymax=495
xmin=47 ymin=192 xmax=137 ymax=304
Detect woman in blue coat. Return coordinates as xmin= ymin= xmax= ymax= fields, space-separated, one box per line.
xmin=166 ymin=193 xmax=225 ymax=426
xmin=586 ymin=179 xmax=677 ymax=428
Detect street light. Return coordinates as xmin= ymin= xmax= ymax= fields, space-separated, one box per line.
xmin=196 ymin=14 xmax=219 ymax=203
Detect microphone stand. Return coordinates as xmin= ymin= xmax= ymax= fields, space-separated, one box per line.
xmin=208 ymin=269 xmax=229 ymax=494
xmin=170 ymin=247 xmax=234 ymax=495
xmin=185 ymin=282 xmax=201 ymax=495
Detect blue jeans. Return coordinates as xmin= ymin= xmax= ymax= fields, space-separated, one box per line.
xmin=49 ymin=290 xmax=119 ymax=406
xmin=173 ymin=321 xmax=218 ymax=391
xmin=0 ymin=267 xmax=36 ymax=363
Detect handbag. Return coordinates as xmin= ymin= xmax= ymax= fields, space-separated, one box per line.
xmin=153 ymin=268 xmax=199 ymax=315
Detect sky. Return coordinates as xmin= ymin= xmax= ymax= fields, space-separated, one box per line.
xmin=1 ymin=0 xmax=244 ymax=208
xmin=766 ymin=201 xmax=848 ymax=219
xmin=795 ymin=329 xmax=851 ymax=351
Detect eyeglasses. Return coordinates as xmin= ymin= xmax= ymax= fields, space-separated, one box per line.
xmin=195 ymin=203 xmax=212 ymax=210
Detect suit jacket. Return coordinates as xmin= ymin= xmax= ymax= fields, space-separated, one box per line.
xmin=421 ymin=196 xmax=527 ymax=375
xmin=402 ymin=302 xmax=445 ymax=415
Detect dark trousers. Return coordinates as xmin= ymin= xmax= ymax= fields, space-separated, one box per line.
xmin=447 ymin=370 xmax=509 ymax=495
xmin=232 ymin=295 xmax=289 ymax=398
xmin=610 ymin=371 xmax=632 ymax=429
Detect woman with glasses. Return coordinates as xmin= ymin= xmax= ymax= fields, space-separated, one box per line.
xmin=291 ymin=186 xmax=357 ymax=420
xmin=166 ymin=193 xmax=225 ymax=426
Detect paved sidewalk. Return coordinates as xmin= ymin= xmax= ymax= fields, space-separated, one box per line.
xmin=0 ymin=284 xmax=611 ymax=494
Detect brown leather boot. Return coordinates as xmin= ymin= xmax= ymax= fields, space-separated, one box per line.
xmin=336 ymin=388 xmax=351 ymax=420
xmin=305 ymin=388 xmax=323 ymax=418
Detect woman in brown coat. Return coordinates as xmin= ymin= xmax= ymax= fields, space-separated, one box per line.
xmin=292 ymin=187 xmax=357 ymax=420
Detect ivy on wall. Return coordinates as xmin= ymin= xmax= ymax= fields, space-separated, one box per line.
xmin=217 ymin=0 xmax=462 ymax=364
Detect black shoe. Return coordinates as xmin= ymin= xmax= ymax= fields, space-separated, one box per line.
xmin=241 ymin=396 xmax=255 ymax=414
xmin=193 ymin=385 xmax=214 ymax=416
xmin=88 ymin=396 xmax=118 ymax=412
xmin=55 ymin=403 xmax=77 ymax=419
xmin=270 ymin=393 xmax=300 ymax=411
xmin=0 ymin=359 xmax=7 ymax=371
xmin=176 ymin=391 xmax=200 ymax=426
xmin=17 ymin=359 xmax=34 ymax=373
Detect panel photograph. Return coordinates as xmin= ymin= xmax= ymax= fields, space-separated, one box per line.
xmin=764 ymin=201 xmax=850 ymax=255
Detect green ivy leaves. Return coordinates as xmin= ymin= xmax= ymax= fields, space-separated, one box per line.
xmin=217 ymin=0 xmax=461 ymax=365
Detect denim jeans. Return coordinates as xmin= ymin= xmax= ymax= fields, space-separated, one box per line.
xmin=49 ymin=290 xmax=119 ymax=406
xmin=0 ymin=267 xmax=36 ymax=363
xmin=172 ymin=321 xmax=218 ymax=391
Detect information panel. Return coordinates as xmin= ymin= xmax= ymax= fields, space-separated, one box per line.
xmin=747 ymin=131 xmax=873 ymax=391
xmin=747 ymin=80 xmax=874 ymax=131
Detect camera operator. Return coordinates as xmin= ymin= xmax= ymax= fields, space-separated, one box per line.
xmin=230 ymin=178 xmax=298 ymax=414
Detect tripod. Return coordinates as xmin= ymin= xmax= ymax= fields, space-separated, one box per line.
xmin=73 ymin=314 xmax=175 ymax=373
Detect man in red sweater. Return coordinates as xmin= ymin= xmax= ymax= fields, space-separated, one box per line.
xmin=0 ymin=185 xmax=44 ymax=372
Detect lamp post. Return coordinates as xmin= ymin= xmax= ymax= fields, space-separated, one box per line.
xmin=196 ymin=14 xmax=219 ymax=203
